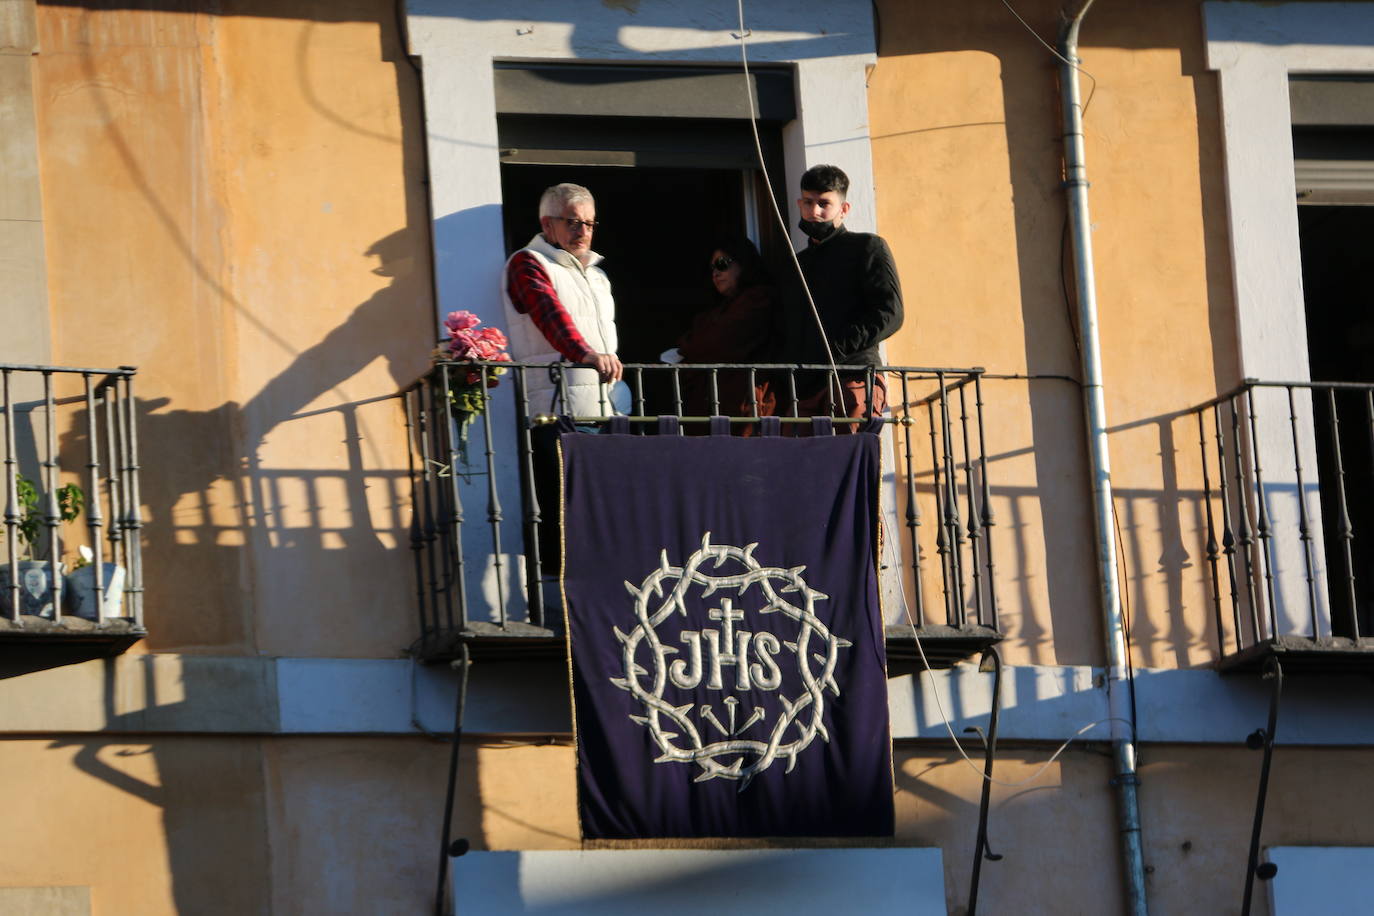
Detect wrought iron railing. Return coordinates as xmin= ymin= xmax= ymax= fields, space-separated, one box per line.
xmin=0 ymin=363 xmax=144 ymax=635
xmin=1191 ymin=379 xmax=1374 ymax=662
xmin=402 ymin=361 xmax=1000 ymax=660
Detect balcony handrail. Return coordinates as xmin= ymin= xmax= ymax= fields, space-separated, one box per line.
xmin=1188 ymin=377 xmax=1374 ymax=414
xmin=0 ymin=362 xmax=135 ymax=382
xmin=1245 ymin=378 xmax=1374 ymax=391
xmin=409 ymin=360 xmax=987 ymax=421
xmin=403 ymin=361 xmax=1001 ymax=660
xmin=420 ymin=358 xmax=989 ymax=376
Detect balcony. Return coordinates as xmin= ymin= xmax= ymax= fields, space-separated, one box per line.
xmin=401 ymin=361 xmax=1002 ymax=667
xmin=0 ymin=364 xmax=145 ymax=654
xmin=1191 ymin=378 xmax=1374 ymax=672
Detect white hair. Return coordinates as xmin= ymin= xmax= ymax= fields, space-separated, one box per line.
xmin=538 ymin=183 xmax=594 ymax=219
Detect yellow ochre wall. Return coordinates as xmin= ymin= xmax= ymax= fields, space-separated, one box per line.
xmin=5 ymin=3 xmax=440 ymax=912
xmin=6 ymin=1 xmax=1370 ymax=915
xmin=870 ymin=0 xmax=1236 ymax=669
xmin=0 ymin=736 xmax=452 ymax=916
xmin=11 ymin=730 xmax=1370 ymax=916
xmin=33 ymin=0 xmax=433 ymax=658
xmin=445 ymin=740 xmax=1374 ymax=916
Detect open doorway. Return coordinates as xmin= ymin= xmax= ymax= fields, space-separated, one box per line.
xmin=500 ymin=164 xmax=749 ymax=363
xmin=492 ymin=62 xmax=797 ymax=364
xmin=1299 ymin=205 xmax=1374 ymax=637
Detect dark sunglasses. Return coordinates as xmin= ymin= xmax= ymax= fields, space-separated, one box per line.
xmin=560 ymin=218 xmax=597 ymax=231
xmin=710 ymin=256 xmax=735 ymax=273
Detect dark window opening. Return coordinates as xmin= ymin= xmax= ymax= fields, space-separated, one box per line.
xmin=492 ymin=64 xmax=801 ymax=402
xmin=497 ymin=130 xmax=796 ymax=367
xmin=1299 ymin=205 xmax=1374 ymax=637
xmin=500 ymin=163 xmax=749 ymax=363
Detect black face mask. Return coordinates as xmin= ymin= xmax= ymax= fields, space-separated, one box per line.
xmin=797 ymin=217 xmax=838 ymax=242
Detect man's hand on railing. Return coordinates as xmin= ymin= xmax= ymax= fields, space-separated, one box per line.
xmin=581 ymin=351 xmax=623 ymax=384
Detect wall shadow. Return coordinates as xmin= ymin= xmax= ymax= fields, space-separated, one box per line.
xmin=873 ymin=0 xmax=1242 ymax=668
xmin=30 ymin=2 xmax=454 ymax=912
xmin=22 ymin=0 xmax=1268 ymax=910
xmin=53 ymin=227 xmax=435 ymax=655
xmin=36 ymin=655 xmax=469 ymax=914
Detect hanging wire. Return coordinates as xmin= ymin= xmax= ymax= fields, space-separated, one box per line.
xmin=878 ymin=435 xmax=1126 ymax=788
xmin=734 ymin=0 xmax=842 ymax=402
xmin=909 ymin=602 xmax=1128 ymax=787
xmin=997 ymin=0 xmax=1099 ymax=114
xmin=1113 ymin=497 xmax=1142 ymax=747
xmin=734 ymin=0 xmax=1117 ymax=788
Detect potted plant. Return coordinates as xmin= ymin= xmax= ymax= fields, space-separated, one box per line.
xmin=0 ymin=476 xmax=82 ymax=620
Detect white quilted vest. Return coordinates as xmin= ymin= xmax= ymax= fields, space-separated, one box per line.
xmin=501 ymin=234 xmax=629 ymax=417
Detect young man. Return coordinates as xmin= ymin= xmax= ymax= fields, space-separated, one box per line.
xmin=501 ymin=182 xmax=628 ymax=418
xmin=786 ymin=164 xmax=904 ymax=423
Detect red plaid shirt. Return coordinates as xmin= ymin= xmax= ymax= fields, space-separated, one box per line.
xmin=505 ymin=250 xmax=593 ymax=363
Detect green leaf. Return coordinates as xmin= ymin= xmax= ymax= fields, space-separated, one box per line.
xmin=13 ymin=476 xmax=84 ymax=550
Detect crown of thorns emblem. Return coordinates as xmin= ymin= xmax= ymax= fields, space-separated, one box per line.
xmin=610 ymin=532 xmax=851 ymax=787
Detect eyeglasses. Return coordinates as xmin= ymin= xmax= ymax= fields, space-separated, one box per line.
xmin=560 ymin=218 xmax=597 ymax=232
xmin=710 ymin=256 xmax=735 ymax=273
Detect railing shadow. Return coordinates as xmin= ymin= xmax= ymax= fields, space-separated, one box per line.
xmin=20 ymin=3 xmax=456 ymax=913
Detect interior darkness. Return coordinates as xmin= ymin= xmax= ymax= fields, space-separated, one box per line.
xmin=1299 ymin=205 xmax=1374 ymax=637
xmin=501 ymin=164 xmax=747 ymax=364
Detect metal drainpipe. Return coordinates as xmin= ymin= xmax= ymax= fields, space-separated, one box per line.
xmin=1058 ymin=3 xmax=1149 ymax=914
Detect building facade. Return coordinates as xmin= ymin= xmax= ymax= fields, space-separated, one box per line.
xmin=2 ymin=1 xmax=1373 ymax=913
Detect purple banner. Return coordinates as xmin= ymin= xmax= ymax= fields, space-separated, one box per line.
xmin=562 ymin=431 xmax=893 ymax=839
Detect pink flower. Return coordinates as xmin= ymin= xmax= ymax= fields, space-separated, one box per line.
xmin=471 ymin=338 xmax=502 ymax=360
xmin=432 ymin=315 xmax=510 ymax=380
xmin=445 ymin=310 xmax=479 ymax=332
xmin=477 ymin=326 xmax=508 ymax=349
xmin=447 ymin=328 xmax=478 ymax=353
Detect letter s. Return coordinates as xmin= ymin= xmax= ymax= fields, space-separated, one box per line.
xmin=750 ymin=631 xmax=782 ymax=690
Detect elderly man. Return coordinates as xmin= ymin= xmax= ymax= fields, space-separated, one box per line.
xmin=784 ymin=163 xmax=903 ymax=426
xmin=503 ymin=182 xmax=628 ymax=577
xmin=501 ymin=182 xmax=628 ymax=417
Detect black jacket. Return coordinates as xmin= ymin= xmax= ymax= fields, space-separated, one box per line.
xmin=785 ymin=224 xmax=904 ymax=368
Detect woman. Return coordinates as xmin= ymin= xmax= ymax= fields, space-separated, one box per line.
xmin=669 ymin=235 xmax=779 ymax=422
